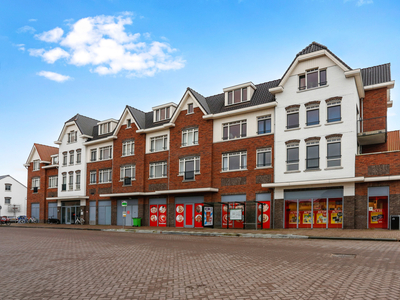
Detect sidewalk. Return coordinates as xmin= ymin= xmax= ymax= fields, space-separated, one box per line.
xmin=7 ymin=223 xmax=400 ymax=241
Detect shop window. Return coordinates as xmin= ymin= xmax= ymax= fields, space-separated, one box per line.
xmin=368 ymin=196 xmax=388 ymax=229
xmin=306 ymin=141 xmax=319 ymax=170
xmin=222 ymin=120 xmax=246 ymax=140
xmin=257 ymin=115 xmax=271 ymax=134
xmin=222 ymin=151 xmax=247 ymax=171
xmin=286 ymin=143 xmax=299 ymax=171
xmin=256 ymin=148 xmax=272 ymax=168
xmin=327 ymin=139 xmax=341 ymax=167
xmin=328 ymin=198 xmax=343 ymax=228
xmin=327 ymin=100 xmax=341 ymax=123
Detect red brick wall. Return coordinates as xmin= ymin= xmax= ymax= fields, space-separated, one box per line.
xmin=356 ymin=151 xmax=400 ymax=177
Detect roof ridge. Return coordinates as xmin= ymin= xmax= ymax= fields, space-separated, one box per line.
xmin=67 ymin=113 xmax=100 ymax=123
xmin=34 ymin=143 xmax=58 ymax=148
xmin=187 ymin=87 xmax=206 ymax=98
xmin=127 ymin=105 xmax=146 ymax=114
xmin=362 ymin=62 xmax=391 ymax=69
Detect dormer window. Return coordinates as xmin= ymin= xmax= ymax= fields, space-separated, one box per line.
xmin=299 ymin=69 xmax=327 ymax=90
xmin=52 ymin=156 xmax=58 ymax=165
xmin=227 ymin=87 xmax=248 ymax=105
xmin=223 ymin=82 xmax=256 ymax=106
xmin=99 ymin=122 xmax=111 ymax=135
xmin=67 ymin=131 xmax=77 ymax=143
xmin=155 ymin=107 xmax=170 ymax=122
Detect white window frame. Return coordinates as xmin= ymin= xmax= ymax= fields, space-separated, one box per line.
xmin=222 ymin=151 xmax=247 ymax=172
xmin=327 ymin=100 xmax=342 ymax=123
xmin=150 ymin=135 xmax=168 ymax=152
xmin=75 ymin=172 xmax=81 ymax=190
xmin=99 ymin=122 xmax=111 ymax=135
xmin=76 ymin=150 xmax=81 ymax=164
xmin=99 ymin=146 xmax=112 ymax=161
xmin=69 ymin=151 xmax=74 ymax=165
xmin=306 ymin=104 xmax=320 ymax=126
xmin=62 ymin=152 xmax=67 ymax=166
xmin=4 ymin=197 xmax=11 ymax=204
xmin=299 ymin=68 xmax=327 ymax=90
xmin=327 ymin=138 xmax=342 ymax=167
xmin=5 ymin=184 xmax=11 ymax=191
xmin=122 ymin=140 xmax=135 ymax=156
xmin=287 ymin=107 xmax=299 ymax=129
xmin=222 ymin=120 xmax=247 ymax=140
xmin=48 ymin=176 xmax=58 ymax=189
xmin=257 ymin=115 xmax=272 ymax=135
xmin=306 ymin=140 xmax=320 ymax=170
xmin=32 ymin=177 xmax=40 ymax=190
xmin=68 ymin=131 xmax=77 ymax=143
xmin=52 ymin=156 xmax=58 ymax=165
xmin=90 ymin=171 xmax=97 ymax=184
xmin=33 ymin=160 xmax=40 ymax=171
xmin=90 ymin=149 xmax=97 ymax=162
xmin=120 ymin=165 xmax=136 ymax=182
xmin=182 ymin=128 xmax=199 ymax=147
xmin=99 ymin=169 xmax=112 ymax=184
xmin=187 ymin=103 xmax=194 ymax=114
xmin=179 ymin=156 xmax=200 ymax=176
xmin=149 ymin=162 xmax=167 ymax=179
xmin=256 ymin=148 xmax=272 ymax=168
xmin=286 ymin=143 xmax=299 ymax=172
xmin=155 ymin=107 xmax=170 ymax=122
xmin=227 ymin=87 xmax=249 ymax=105
xmin=68 ymin=172 xmax=73 ymax=190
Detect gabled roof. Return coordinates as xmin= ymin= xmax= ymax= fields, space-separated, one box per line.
xmin=0 ymin=175 xmax=9 ymax=180
xmin=85 ymin=125 xmax=115 ymax=142
xmin=127 ymin=106 xmax=146 ymax=129
xmin=66 ymin=114 xmax=99 ymax=136
xmin=0 ymin=175 xmax=26 ymax=188
xmin=35 ymin=143 xmax=58 ymax=161
xmin=361 ymin=63 xmax=391 ymax=86
xmin=145 ymin=111 xmax=170 ymax=129
xmin=187 ymin=88 xmax=211 ymax=114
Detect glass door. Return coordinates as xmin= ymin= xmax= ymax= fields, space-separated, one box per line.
xmin=66 ymin=207 xmax=71 ymax=224
xmin=368 ymin=196 xmax=388 ymax=229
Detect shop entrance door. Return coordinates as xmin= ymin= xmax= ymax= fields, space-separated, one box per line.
xmin=369 ymin=196 xmax=388 ymax=229
xmin=184 ymin=203 xmax=194 ymax=228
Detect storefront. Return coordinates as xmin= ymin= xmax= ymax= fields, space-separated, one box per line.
xmin=149 ymin=198 xmax=167 ymax=227
xmin=284 ymin=189 xmax=343 ymax=229
xmin=175 ymin=196 xmax=204 ymax=228
xmin=368 ymin=186 xmax=389 ymax=229
xmin=98 ymin=200 xmax=111 ymax=225
xmin=117 ymin=199 xmax=138 ymax=226
xmin=221 ymin=195 xmax=246 ymax=229
xmin=61 ymin=201 xmax=81 ymax=224
xmin=256 ymin=193 xmax=271 ymax=229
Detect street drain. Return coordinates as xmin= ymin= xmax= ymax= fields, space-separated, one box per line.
xmin=331 ymin=253 xmax=356 ymax=258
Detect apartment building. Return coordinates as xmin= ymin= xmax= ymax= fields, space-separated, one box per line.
xmin=25 ymin=42 xmax=397 ymax=229
xmin=0 ymin=175 xmax=27 ymax=218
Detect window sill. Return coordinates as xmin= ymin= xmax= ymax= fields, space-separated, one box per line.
xmin=48 ymin=187 xmax=57 ymax=189
xmin=122 ymin=154 xmax=135 ymax=157
xmin=182 ymin=179 xmax=196 ymax=182
xmin=180 ymin=144 xmax=199 ymax=148
xmin=125 ymin=126 xmax=131 ymax=129
xmin=221 ymin=169 xmax=247 ymax=173
xmin=186 ymin=112 xmax=194 ymax=115
xmin=304 ymin=168 xmax=321 ymax=172
xmin=89 ymin=183 xmax=96 ymax=185
xmin=98 ymin=158 xmax=113 ymax=162
xmin=255 ymin=166 xmax=272 ymax=170
xmin=284 ymin=127 xmax=301 ymax=132
xmin=284 ymin=170 xmax=301 ymax=174
xmin=305 ymin=124 xmax=321 ymax=129
xmin=148 ymin=177 xmax=167 ymax=180
xmin=33 ymin=169 xmax=40 ymax=172
xmin=98 ymin=182 xmax=112 ymax=185
xmin=257 ymin=132 xmax=273 ymax=137
xmin=297 ymin=84 xmax=329 ymax=93
xmin=325 ymin=121 xmax=344 ymax=126
xmin=76 ymin=162 xmax=81 ymax=165
xmin=324 ymin=166 xmax=343 ymax=170
xmin=148 ymin=150 xmax=168 ymax=154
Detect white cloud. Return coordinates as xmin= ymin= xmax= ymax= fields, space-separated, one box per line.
xmin=37 ymin=71 xmax=72 ymax=82
xmin=17 ymin=26 xmax=36 ymax=34
xmin=26 ymin=13 xmax=185 ymax=77
xmin=35 ymin=27 xmax=64 ymax=42
xmin=357 ymin=0 xmax=373 ymax=5
xmin=29 ymin=19 xmax=37 ymax=22
xmin=14 ymin=43 xmax=25 ymax=51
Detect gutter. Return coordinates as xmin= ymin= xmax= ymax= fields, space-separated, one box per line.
xmin=203 ymin=102 xmax=277 ymax=120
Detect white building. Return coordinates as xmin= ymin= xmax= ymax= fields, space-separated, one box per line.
xmin=0 ymin=175 xmax=27 ymax=218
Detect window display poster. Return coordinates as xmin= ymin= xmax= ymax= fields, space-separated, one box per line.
xmin=158 ymin=205 xmax=167 ymax=227
xmin=330 ymin=210 xmax=343 ymax=224
xmin=194 ymin=203 xmax=203 ymax=228
xmin=302 ymin=211 xmax=312 ymax=224
xmin=315 ymin=211 xmax=327 ymax=224
xmin=222 ymin=204 xmax=233 ymax=227
xmin=175 ymin=204 xmax=184 ymax=227
xmin=257 ymin=201 xmax=270 ymax=229
xmin=204 ymin=206 xmax=213 ymax=226
xmin=370 ymin=209 xmax=384 ymax=224
xmin=289 ymin=211 xmax=297 ymax=224
xmin=150 ymin=205 xmax=158 ymax=227
xmin=230 ymin=208 xmax=242 ymax=220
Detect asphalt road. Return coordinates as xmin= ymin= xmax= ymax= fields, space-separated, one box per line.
xmin=1 ymin=227 xmax=399 ymax=299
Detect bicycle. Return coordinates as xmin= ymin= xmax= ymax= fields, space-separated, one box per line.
xmin=18 ymin=216 xmax=28 ymax=224
xmin=0 ymin=216 xmax=11 ymax=226
xmin=75 ymin=217 xmax=85 ymax=225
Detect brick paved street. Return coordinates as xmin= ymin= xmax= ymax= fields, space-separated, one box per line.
xmin=1 ymin=228 xmax=400 ymax=300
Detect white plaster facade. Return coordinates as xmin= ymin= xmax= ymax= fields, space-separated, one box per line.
xmin=0 ymin=175 xmax=27 ymax=217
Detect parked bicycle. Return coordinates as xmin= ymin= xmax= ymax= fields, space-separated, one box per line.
xmin=75 ymin=217 xmax=85 ymax=225
xmin=0 ymin=216 xmax=11 ymax=226
xmin=18 ymin=216 xmax=28 ymax=223
xmin=28 ymin=217 xmax=38 ymax=223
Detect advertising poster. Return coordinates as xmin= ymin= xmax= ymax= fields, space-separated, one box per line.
xmin=234 ymin=204 xmax=244 ymax=228
xmin=175 ymin=204 xmax=184 ymax=227
xmin=302 ymin=211 xmax=312 ymax=224
xmin=315 ymin=211 xmax=327 ymax=224
xmin=222 ymin=204 xmax=233 ymax=227
xmin=230 ymin=208 xmax=242 ymax=220
xmin=331 ymin=210 xmax=343 ymax=224
xmin=370 ymin=209 xmax=384 ymax=224
xmin=194 ymin=203 xmax=203 ymax=228
xmin=149 ymin=205 xmax=158 ymax=227
xmin=289 ymin=211 xmax=297 ymax=224
xmin=204 ymin=206 xmax=213 ymax=226
xmin=257 ymin=201 xmax=270 ymax=229
xmin=158 ymin=205 xmax=167 ymax=227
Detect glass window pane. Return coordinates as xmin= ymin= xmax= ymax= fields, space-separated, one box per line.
xmin=194 ymin=131 xmax=198 ymax=144
xmin=155 ymin=139 xmax=163 ymax=151
xmin=222 ymin=157 xmax=228 ymax=170
xmin=307 ymin=109 xmax=319 ymax=126
xmin=258 ymin=120 xmax=265 ymax=134
xmin=242 ymin=88 xmax=247 ymax=101
xmin=265 ymin=152 xmax=271 ymax=165
xmin=265 ymin=119 xmax=271 ymax=133
xmin=257 ymin=153 xmax=264 ymax=166
xmin=155 ymin=165 xmax=162 ymax=177
xmin=328 ymin=159 xmax=341 ymax=167
xmin=229 ymin=155 xmax=240 ymax=170
xmin=287 ymin=148 xmax=299 ymax=162
xmin=229 ymin=124 xmax=240 ymax=139
xmin=307 ymin=71 xmax=318 ymax=88
xmin=327 ymin=143 xmax=341 ymax=158
xmin=320 ymin=70 xmax=326 ymax=85
xmin=234 ymin=89 xmax=241 ymax=103
xmin=287 ymin=113 xmax=299 ymax=129
xmin=241 ymin=123 xmax=246 ymax=137
xmin=228 ymin=92 xmax=232 ymax=104
xmin=241 ymin=154 xmax=247 ymax=169
xmin=223 ymin=126 xmax=228 ymax=140
xmin=299 ymin=75 xmax=305 ymax=89
xmin=188 ymin=131 xmax=193 ymax=146
xmin=195 ymin=159 xmax=200 ymax=172
xmin=307 ymin=145 xmax=319 ymax=159
xmin=328 ymin=106 xmax=341 ymax=122
xmin=160 ymin=108 xmax=165 ymax=120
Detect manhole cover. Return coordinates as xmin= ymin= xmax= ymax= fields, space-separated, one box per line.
xmin=331 ymin=253 xmax=356 ymax=258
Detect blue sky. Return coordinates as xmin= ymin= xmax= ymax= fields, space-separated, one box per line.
xmin=1 ymin=0 xmax=399 ymax=185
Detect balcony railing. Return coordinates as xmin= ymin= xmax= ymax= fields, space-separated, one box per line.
xmin=358 ymin=116 xmax=387 ymax=146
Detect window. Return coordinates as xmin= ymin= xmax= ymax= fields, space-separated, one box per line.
xmin=127 ymin=119 xmax=132 ymax=128
xmin=76 ymin=172 xmax=81 ymax=190
xmin=306 ymin=141 xmax=319 ymax=170
xmin=122 ymin=140 xmax=135 ymax=156
xmin=68 ymin=131 xmax=77 ymax=143
xmin=187 ymin=103 xmax=194 ymax=114
xmin=222 ymin=151 xmax=247 ymax=171
xmin=149 ymin=162 xmax=167 ymax=179
xmin=69 ymin=151 xmax=74 ymax=165
xmin=150 ymin=135 xmax=168 ymax=152
xmin=68 ymin=172 xmax=73 ymax=190
xmin=32 ymin=177 xmax=40 ymax=190
xmin=99 ymin=169 xmax=112 ymax=183
xmin=76 ymin=150 xmax=81 ymax=164
xmin=52 ymin=156 xmax=58 ymax=165
xmin=49 ymin=176 xmax=58 ymax=188
xmin=327 ymin=139 xmax=341 ymax=167
xmin=257 ymin=115 xmax=271 ymax=134
xmin=182 ymin=128 xmax=199 ymax=147
xmin=5 ymin=197 xmax=11 ymax=204
xmin=227 ymin=87 xmax=248 ymax=105
xmin=256 ymin=148 xmax=272 ymax=168
xmin=287 ymin=108 xmax=299 ymax=129
xmin=286 ymin=143 xmax=299 ymax=171
xmin=99 ymin=122 xmax=111 ymax=135
xmin=155 ymin=107 xmax=170 ymax=122
xmin=33 ymin=160 xmax=40 ymax=171
xmin=99 ymin=146 xmax=112 ymax=160
xmin=90 ymin=171 xmax=97 ymax=184
xmin=179 ymin=157 xmax=200 ymax=181
xmin=62 ymin=152 xmax=67 ymax=166
xmin=222 ymin=120 xmax=246 ymax=140
xmin=299 ymin=69 xmax=327 ymax=90
xmin=120 ymin=165 xmax=136 ymax=184
xmin=5 ymin=184 xmax=11 ymax=191
xmin=62 ymin=173 xmax=67 ymax=191
xmin=306 ymin=104 xmax=319 ymax=126
xmin=90 ymin=149 xmax=97 ymax=162
xmin=327 ymin=100 xmax=341 ymax=123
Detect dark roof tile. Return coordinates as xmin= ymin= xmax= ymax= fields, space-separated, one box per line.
xmin=361 ymin=63 xmax=391 ymax=86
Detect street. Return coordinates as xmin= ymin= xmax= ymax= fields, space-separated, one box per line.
xmin=0 ymin=228 xmax=399 ymax=299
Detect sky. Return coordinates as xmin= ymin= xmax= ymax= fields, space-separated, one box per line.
xmin=1 ymin=0 xmax=399 ymax=185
